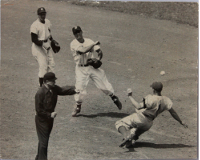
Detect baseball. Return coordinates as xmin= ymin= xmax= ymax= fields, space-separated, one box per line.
xmin=127 ymin=88 xmax=132 ymax=93
xmin=160 ymin=71 xmax=165 ymax=75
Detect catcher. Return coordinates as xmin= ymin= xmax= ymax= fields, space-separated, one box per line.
xmin=70 ymin=26 xmax=122 ymax=117
xmin=115 ymin=82 xmax=188 ymax=148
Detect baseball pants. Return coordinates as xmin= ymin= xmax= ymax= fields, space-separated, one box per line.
xmin=74 ymin=66 xmax=114 ymax=104
xmin=35 ymin=115 xmax=54 ymax=160
xmin=32 ymin=44 xmax=55 ymax=78
xmin=115 ymin=112 xmax=153 ymax=138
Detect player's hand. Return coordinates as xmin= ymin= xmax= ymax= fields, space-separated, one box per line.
xmin=43 ymin=42 xmax=51 ymax=50
xmin=51 ymin=112 xmax=57 ymax=118
xmin=127 ymin=88 xmax=132 ymax=96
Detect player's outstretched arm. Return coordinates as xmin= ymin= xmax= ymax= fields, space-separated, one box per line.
xmin=77 ymin=41 xmax=100 ymax=54
xmin=127 ymin=88 xmax=143 ymax=110
xmin=168 ymin=108 xmax=188 ymax=128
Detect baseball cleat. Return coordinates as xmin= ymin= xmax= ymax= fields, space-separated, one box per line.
xmin=71 ymin=105 xmax=81 ymax=117
xmin=112 ymin=96 xmax=122 ymax=110
xmin=119 ymin=139 xmax=135 ymax=148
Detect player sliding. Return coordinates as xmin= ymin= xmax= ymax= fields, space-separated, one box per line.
xmin=115 ymin=82 xmax=188 ymax=148
xmin=70 ymin=26 xmax=122 ymax=117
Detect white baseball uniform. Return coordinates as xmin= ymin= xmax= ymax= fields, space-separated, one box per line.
xmin=115 ymin=94 xmax=173 ymax=137
xmin=70 ymin=38 xmax=114 ymax=105
xmin=30 ymin=18 xmax=55 ymax=78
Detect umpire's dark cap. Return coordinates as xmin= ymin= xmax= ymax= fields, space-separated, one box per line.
xmin=150 ymin=82 xmax=163 ymax=92
xmin=72 ymin=26 xmax=82 ymax=35
xmin=44 ymin=72 xmax=57 ymax=81
xmin=37 ymin=7 xmax=46 ymax=15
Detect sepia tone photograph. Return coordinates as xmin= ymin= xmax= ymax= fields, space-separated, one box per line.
xmin=1 ymin=0 xmax=198 ymax=159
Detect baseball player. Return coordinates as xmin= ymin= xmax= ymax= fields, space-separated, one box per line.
xmin=70 ymin=26 xmax=122 ymax=117
xmin=30 ymin=7 xmax=56 ymax=87
xmin=115 ymin=82 xmax=188 ymax=148
xmin=35 ymin=72 xmax=77 ymax=160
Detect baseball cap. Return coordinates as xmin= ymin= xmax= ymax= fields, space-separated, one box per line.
xmin=72 ymin=26 xmax=82 ymax=35
xmin=150 ymin=82 xmax=163 ymax=92
xmin=37 ymin=7 xmax=46 ymax=15
xmin=43 ymin=72 xmax=57 ymax=81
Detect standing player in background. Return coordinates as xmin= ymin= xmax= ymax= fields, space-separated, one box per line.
xmin=70 ymin=26 xmax=122 ymax=117
xmin=30 ymin=7 xmax=56 ymax=87
xmin=115 ymin=82 xmax=188 ymax=148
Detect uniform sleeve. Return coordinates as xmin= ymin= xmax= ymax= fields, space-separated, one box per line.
xmin=30 ymin=23 xmax=38 ymax=34
xmin=35 ymin=90 xmax=51 ymax=118
xmin=55 ymin=85 xmax=76 ymax=96
xmin=70 ymin=41 xmax=80 ymax=62
xmin=165 ymin=98 xmax=173 ymax=110
xmin=93 ymin=45 xmax=100 ymax=51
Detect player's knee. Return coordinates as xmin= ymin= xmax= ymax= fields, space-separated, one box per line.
xmin=115 ymin=120 xmax=122 ymax=131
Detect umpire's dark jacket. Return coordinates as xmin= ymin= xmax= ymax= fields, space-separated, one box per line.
xmin=35 ymin=84 xmax=76 ymax=118
xmin=35 ymin=84 xmax=76 ymax=160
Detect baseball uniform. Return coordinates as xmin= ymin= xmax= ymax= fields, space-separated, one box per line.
xmin=70 ymin=38 xmax=115 ymax=104
xmin=115 ymin=94 xmax=173 ymax=138
xmin=30 ymin=18 xmax=55 ymax=80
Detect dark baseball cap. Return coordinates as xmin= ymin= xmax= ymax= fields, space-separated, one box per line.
xmin=72 ymin=26 xmax=82 ymax=35
xmin=44 ymin=72 xmax=57 ymax=81
xmin=37 ymin=7 xmax=46 ymax=15
xmin=150 ymin=82 xmax=163 ymax=92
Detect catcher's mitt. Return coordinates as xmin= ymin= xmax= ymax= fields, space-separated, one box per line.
xmin=87 ymin=58 xmax=102 ymax=69
xmin=51 ymin=40 xmax=60 ymax=53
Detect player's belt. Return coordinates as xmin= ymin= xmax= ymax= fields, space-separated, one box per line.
xmin=78 ymin=64 xmax=89 ymax=67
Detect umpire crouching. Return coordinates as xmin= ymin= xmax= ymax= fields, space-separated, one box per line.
xmin=35 ymin=72 xmax=77 ymax=160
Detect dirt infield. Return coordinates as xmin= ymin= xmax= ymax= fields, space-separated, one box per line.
xmin=1 ymin=0 xmax=198 ymax=159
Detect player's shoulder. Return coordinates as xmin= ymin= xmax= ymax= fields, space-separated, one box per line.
xmin=84 ymin=38 xmax=94 ymax=42
xmin=70 ymin=39 xmax=78 ymax=46
xmin=31 ymin=19 xmax=39 ymax=27
xmin=45 ymin=19 xmax=50 ymax=22
xmin=45 ymin=19 xmax=51 ymax=24
xmin=145 ymin=94 xmax=159 ymax=100
xmin=162 ymin=96 xmax=173 ymax=104
xmin=144 ymin=94 xmax=161 ymax=106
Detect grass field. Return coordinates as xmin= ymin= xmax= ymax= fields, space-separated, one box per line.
xmin=49 ymin=1 xmax=199 ymax=27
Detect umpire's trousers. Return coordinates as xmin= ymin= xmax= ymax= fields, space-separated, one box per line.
xmin=35 ymin=115 xmax=54 ymax=160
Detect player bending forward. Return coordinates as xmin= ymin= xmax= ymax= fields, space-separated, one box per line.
xmin=70 ymin=26 xmax=122 ymax=117
xmin=115 ymin=82 xmax=188 ymax=148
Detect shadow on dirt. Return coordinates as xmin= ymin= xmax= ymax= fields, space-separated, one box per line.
xmin=126 ymin=142 xmax=194 ymax=152
xmin=78 ymin=112 xmax=130 ymax=118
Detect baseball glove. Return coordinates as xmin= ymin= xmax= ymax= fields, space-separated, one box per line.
xmin=51 ymin=40 xmax=60 ymax=53
xmin=87 ymin=58 xmax=102 ymax=69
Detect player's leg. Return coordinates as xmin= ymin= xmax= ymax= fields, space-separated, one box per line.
xmin=47 ymin=50 xmax=55 ymax=73
xmin=32 ymin=47 xmax=48 ymax=87
xmin=115 ymin=113 xmax=144 ymax=148
xmin=90 ymin=68 xmax=122 ymax=110
xmin=72 ymin=67 xmax=90 ymax=117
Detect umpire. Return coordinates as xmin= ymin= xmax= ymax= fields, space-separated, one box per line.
xmin=35 ymin=72 xmax=77 ymax=160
